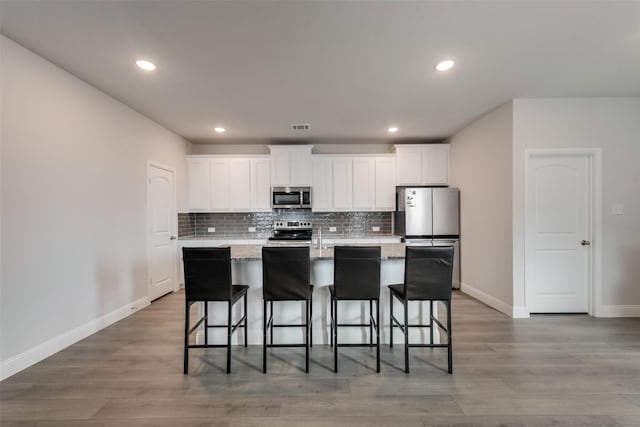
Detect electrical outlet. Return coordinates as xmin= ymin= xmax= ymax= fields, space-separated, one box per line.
xmin=329 ymin=226 xmax=337 ymax=232
xmin=372 ymin=226 xmax=380 ymax=232
xmin=248 ymin=227 xmax=256 ymax=232
xmin=208 ymin=227 xmax=216 ymax=233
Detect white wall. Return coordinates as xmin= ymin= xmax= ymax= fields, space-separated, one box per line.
xmin=448 ymin=102 xmax=514 ymax=315
xmin=512 ymin=98 xmax=640 ymax=314
xmin=0 ymin=36 xmax=190 ymax=377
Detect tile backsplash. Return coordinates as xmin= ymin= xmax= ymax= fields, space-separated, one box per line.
xmin=178 ymin=211 xmax=393 ymax=239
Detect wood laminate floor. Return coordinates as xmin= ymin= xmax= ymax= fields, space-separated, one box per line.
xmin=1 ymin=291 xmax=640 ymax=427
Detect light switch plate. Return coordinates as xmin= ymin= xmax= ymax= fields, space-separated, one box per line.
xmin=329 ymin=226 xmax=337 ymax=232
xmin=207 ymin=227 xmax=216 ymax=233
xmin=372 ymin=226 xmax=380 ymax=232
xmin=248 ymin=227 xmax=256 ymax=232
xmin=612 ymin=204 xmax=624 ymax=215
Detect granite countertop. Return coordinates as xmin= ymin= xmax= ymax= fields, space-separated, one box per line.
xmin=178 ymin=235 xmax=399 ymax=241
xmin=227 ymin=243 xmax=407 ymax=261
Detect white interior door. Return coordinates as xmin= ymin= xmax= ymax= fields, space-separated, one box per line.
xmin=526 ymin=154 xmax=590 ymax=313
xmin=148 ymin=162 xmax=177 ymax=301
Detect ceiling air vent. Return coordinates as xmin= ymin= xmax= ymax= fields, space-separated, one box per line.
xmin=290 ymin=123 xmax=310 ymax=131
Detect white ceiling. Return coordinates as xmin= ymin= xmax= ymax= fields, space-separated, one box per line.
xmin=2 ymin=1 xmax=639 ymax=142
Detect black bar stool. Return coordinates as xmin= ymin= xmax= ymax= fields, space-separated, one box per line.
xmin=389 ymin=245 xmax=455 ymax=374
xmin=262 ymin=246 xmax=314 ymax=373
xmin=329 ymin=246 xmax=381 ymax=373
xmin=182 ymin=247 xmax=248 ymax=374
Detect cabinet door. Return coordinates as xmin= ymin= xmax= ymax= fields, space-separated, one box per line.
xmin=229 ymin=159 xmax=251 ymax=211
xmin=396 ymin=147 xmax=424 ymax=185
xmin=270 ymin=149 xmax=290 ymax=187
xmin=251 ymin=158 xmax=272 ymax=211
xmin=352 ymin=158 xmax=374 ymax=210
xmin=289 ymin=147 xmax=312 ymax=186
xmin=423 ymin=144 xmax=449 ymax=185
xmin=332 ymin=158 xmax=352 ymax=211
xmin=209 ymin=158 xmax=230 ymax=211
xmin=312 ymin=158 xmax=333 ymax=211
xmin=374 ymin=158 xmax=396 ymax=211
xmin=187 ymin=158 xmax=210 ymax=210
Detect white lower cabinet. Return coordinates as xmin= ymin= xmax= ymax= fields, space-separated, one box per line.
xmin=312 ymin=155 xmax=395 ymax=212
xmin=187 ymin=156 xmax=271 ymax=212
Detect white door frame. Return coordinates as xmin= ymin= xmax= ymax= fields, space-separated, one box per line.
xmin=146 ymin=160 xmax=178 ymax=300
xmin=524 ymin=148 xmax=603 ymax=316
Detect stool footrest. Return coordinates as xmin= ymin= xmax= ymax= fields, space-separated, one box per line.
xmin=336 ymin=343 xmax=377 ymax=348
xmin=266 ymin=344 xmax=308 ymax=348
xmin=188 ymin=344 xmax=229 ymax=349
xmin=408 ymin=344 xmax=449 ymax=348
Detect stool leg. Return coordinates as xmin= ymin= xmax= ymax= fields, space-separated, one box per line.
xmin=404 ymin=299 xmax=409 ymax=374
xmin=270 ymin=301 xmax=274 ymax=346
xmin=204 ymin=301 xmax=208 ymax=347
xmin=226 ymin=301 xmax=232 ymax=374
xmin=376 ymin=299 xmax=380 ymax=373
xmin=305 ymin=300 xmax=310 ymax=373
xmin=447 ymin=300 xmax=453 ymax=374
xmin=334 ymin=299 xmax=338 ymax=373
xmin=330 ymin=293 xmax=334 ymax=348
xmin=369 ymin=300 xmax=373 ymax=346
xmin=184 ymin=301 xmax=190 ymax=375
xmin=244 ymin=293 xmax=248 ymax=348
xmin=389 ymin=289 xmax=393 ymax=348
xmin=429 ymin=300 xmax=434 ymax=345
xmin=263 ymin=300 xmax=267 ymax=374
xmin=310 ymin=294 xmax=313 ymax=348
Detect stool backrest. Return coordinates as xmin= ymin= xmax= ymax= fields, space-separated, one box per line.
xmin=182 ymin=247 xmax=232 ymax=301
xmin=262 ymin=246 xmax=311 ymax=300
xmin=334 ymin=246 xmax=381 ymax=300
xmin=404 ymin=245 xmax=455 ymax=300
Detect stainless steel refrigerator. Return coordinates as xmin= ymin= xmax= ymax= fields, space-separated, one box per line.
xmin=395 ymin=187 xmax=461 ymax=289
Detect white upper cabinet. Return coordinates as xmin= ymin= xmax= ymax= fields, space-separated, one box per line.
xmin=186 ymin=156 xmax=271 ymax=212
xmin=422 ymin=144 xmax=449 ymax=185
xmin=269 ymin=145 xmax=312 ymax=187
xmin=374 ymin=157 xmax=396 ymax=210
xmin=395 ymin=144 xmax=449 ymax=185
xmin=187 ymin=158 xmax=210 ymax=210
xmin=352 ymin=158 xmax=374 ymax=210
xmin=209 ymin=158 xmax=231 ymax=211
xmin=229 ymin=159 xmax=251 ymax=211
xmin=311 ymin=158 xmax=333 ymax=211
xmin=311 ymin=155 xmax=395 ymax=212
xmin=250 ymin=158 xmax=271 ymax=212
xmin=332 ymin=158 xmax=353 ymax=210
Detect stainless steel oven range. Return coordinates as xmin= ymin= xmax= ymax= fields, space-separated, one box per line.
xmin=268 ymin=221 xmax=313 ymax=242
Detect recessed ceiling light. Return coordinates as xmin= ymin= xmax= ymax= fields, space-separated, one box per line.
xmin=136 ymin=59 xmax=156 ymax=71
xmin=435 ymin=60 xmax=454 ymax=71
xmin=388 ymin=127 xmax=399 ymax=133
xmin=214 ymin=127 xmax=226 ymax=133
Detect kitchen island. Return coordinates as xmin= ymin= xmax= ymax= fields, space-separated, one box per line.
xmin=179 ymin=241 xmax=441 ymax=346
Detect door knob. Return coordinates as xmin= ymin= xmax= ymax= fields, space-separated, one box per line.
xmin=170 ymin=236 xmax=177 ymax=240
xmin=581 ymin=240 xmax=590 ymax=246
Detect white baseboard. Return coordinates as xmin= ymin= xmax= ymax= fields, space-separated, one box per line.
xmin=595 ymin=305 xmax=640 ymax=318
xmin=512 ymin=306 xmax=531 ymax=318
xmin=0 ymin=296 xmax=150 ymax=381
xmin=460 ymin=282 xmax=513 ymax=318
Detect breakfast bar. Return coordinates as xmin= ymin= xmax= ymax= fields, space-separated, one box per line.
xmin=179 ymin=241 xmax=441 ymax=346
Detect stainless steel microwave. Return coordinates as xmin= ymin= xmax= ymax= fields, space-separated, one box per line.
xmin=271 ymin=187 xmax=312 ymax=209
